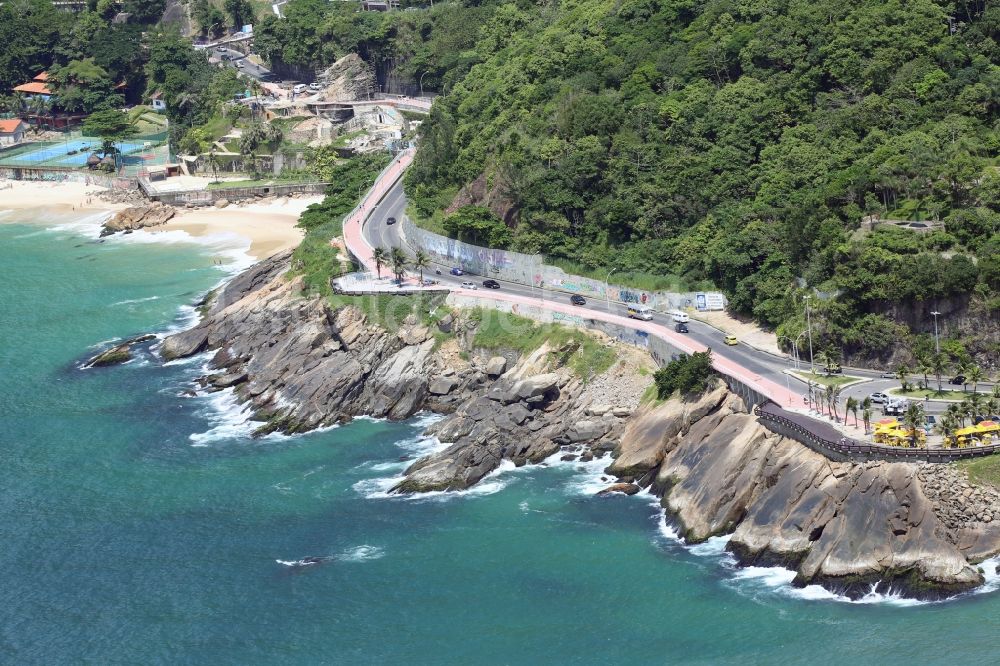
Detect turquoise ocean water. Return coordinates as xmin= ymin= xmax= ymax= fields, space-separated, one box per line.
xmin=3 ymin=210 xmax=1000 ymax=664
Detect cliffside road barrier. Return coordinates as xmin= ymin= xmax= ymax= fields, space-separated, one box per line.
xmin=757 ymin=402 xmax=1000 ymax=462
xmin=341 ymin=141 xmax=996 ymax=464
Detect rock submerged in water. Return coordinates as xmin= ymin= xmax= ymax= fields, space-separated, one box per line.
xmin=84 ymin=334 xmax=156 ymax=368
xmin=100 ymin=204 xmax=175 ymax=237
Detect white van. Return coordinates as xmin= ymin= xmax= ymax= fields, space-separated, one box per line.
xmin=627 ymin=305 xmax=653 ymax=321
xmin=292 ymin=83 xmax=307 ymax=94
xmin=670 ymin=310 xmax=689 ymax=323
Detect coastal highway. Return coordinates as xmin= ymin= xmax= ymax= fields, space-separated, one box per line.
xmin=358 ymin=178 xmax=966 ymax=418
xmin=212 ymin=46 xmax=274 ymax=82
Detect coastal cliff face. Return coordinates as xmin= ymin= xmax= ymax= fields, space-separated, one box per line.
xmin=158 ymin=254 xmax=1000 ymax=600
xmin=614 ymin=390 xmax=1000 ymax=599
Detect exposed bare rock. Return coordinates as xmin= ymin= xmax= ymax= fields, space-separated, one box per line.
xmin=485 ymin=356 xmax=507 ymax=377
xmin=314 ymin=53 xmax=376 ymax=102
xmin=84 ymin=334 xmax=156 ymax=367
xmin=606 ymin=385 xmax=730 ymax=478
xmin=597 ymin=483 xmax=641 ymax=496
xmin=101 ymin=204 xmax=175 ymax=236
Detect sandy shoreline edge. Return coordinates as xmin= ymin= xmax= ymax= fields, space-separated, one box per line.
xmin=0 ymin=180 xmax=321 ymax=259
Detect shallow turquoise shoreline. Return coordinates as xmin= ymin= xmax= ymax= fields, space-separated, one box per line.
xmin=3 ymin=216 xmax=1000 ymax=664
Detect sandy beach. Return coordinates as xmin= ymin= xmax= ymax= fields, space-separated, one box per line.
xmin=158 ymin=197 xmax=320 ymax=259
xmin=0 ymin=180 xmax=126 ymax=213
xmin=0 ymin=180 xmax=320 ymax=259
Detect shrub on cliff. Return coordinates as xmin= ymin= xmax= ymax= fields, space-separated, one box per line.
xmin=654 ymin=351 xmax=715 ymax=399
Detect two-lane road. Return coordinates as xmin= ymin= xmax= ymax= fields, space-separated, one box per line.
xmin=355 ymin=175 xmax=979 ymax=417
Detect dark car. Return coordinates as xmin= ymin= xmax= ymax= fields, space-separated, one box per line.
xmin=950 ymin=374 xmax=966 ymax=385
xmin=386 ymin=217 xmax=397 ymax=225
xmin=450 ymin=267 xmax=464 ymax=276
xmin=570 ymin=294 xmax=586 ymax=306
xmin=483 ymin=279 xmax=500 ymax=289
xmin=675 ymin=322 xmax=688 ymax=333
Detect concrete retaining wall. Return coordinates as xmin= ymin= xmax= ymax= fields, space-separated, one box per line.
xmin=401 ymin=216 xmax=728 ymax=313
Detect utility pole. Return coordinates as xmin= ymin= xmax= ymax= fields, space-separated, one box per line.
xmin=931 ymin=310 xmax=941 ymax=355
xmin=805 ymin=295 xmax=815 ymax=374
xmin=605 ymin=267 xmax=619 ymax=313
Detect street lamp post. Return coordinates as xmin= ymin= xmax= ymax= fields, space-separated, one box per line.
xmin=419 ymin=71 xmax=429 ymax=97
xmin=804 ymin=295 xmax=815 ymax=374
xmin=605 ymin=267 xmax=619 ymax=313
xmin=931 ymin=310 xmax=941 ymax=355
xmin=794 ymin=330 xmax=808 ymax=370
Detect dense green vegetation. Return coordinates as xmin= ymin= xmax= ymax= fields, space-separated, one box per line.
xmin=470 ymin=309 xmax=616 ymax=380
xmin=654 ymin=351 xmax=715 ymax=398
xmin=400 ymin=0 xmax=1000 ymax=364
xmin=292 ymin=153 xmax=393 ymax=295
xmin=254 ymin=0 xmax=489 ymax=87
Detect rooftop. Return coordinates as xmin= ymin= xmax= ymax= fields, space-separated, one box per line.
xmin=0 ymin=119 xmax=26 ymax=133
xmin=13 ymin=81 xmax=52 ymax=95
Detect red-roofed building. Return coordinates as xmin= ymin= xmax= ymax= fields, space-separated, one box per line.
xmin=13 ymin=81 xmax=52 ymax=96
xmin=0 ymin=119 xmax=28 ymax=145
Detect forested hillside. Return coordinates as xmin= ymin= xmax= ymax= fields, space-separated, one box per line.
xmin=405 ymin=0 xmax=1000 ymax=365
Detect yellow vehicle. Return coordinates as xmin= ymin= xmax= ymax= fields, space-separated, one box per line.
xmin=724 ymin=335 xmax=738 ymax=346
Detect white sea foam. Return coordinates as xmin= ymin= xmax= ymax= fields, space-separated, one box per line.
xmin=539 ymin=450 xmax=615 ymax=496
xmin=188 ymin=387 xmax=263 ymax=446
xmin=111 ymin=295 xmax=161 ymax=306
xmin=338 ymin=545 xmax=385 ymax=562
xmin=43 ymin=210 xmax=112 ymax=239
xmin=355 ymin=458 xmax=520 ymax=501
xmin=276 ymin=545 xmax=386 ymax=568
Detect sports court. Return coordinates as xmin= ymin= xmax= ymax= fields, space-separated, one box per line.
xmin=0 ymin=137 xmax=149 ymax=168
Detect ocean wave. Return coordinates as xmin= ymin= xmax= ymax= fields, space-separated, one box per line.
xmin=276 ymin=545 xmax=386 ymax=568
xmin=43 ymin=210 xmax=112 ymax=239
xmin=188 ymin=387 xmax=265 ymax=446
xmin=354 ymin=459 xmax=520 ymax=502
xmin=111 ymin=295 xmax=161 ymax=306
xmin=651 ymin=506 xmax=998 ymax=606
xmin=539 ymin=450 xmax=615 ymax=496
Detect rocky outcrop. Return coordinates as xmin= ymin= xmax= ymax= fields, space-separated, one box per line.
xmin=152 ymin=252 xmax=1000 ymax=600
xmin=85 ymin=334 xmax=156 ymax=367
xmin=101 ymin=204 xmax=175 ymax=236
xmin=599 ymin=388 xmax=1000 ymax=599
xmin=393 ymin=352 xmax=628 ymax=493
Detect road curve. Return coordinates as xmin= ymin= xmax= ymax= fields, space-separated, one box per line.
xmin=340 ymin=148 xmax=800 ymax=409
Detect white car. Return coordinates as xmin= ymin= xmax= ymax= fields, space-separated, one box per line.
xmin=869 ymin=392 xmax=889 ymax=404
xmin=460 ymin=281 xmax=478 ymax=290
xmin=292 ymin=83 xmax=307 ymax=94
xmin=308 ymin=82 xmax=321 ymax=92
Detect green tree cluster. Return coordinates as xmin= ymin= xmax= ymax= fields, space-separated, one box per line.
xmin=653 ymin=351 xmax=715 ymax=399
xmin=396 ymin=0 xmax=1000 ymax=362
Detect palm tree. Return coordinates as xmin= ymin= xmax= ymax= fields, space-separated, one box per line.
xmin=935 ymin=414 xmax=958 ymax=448
xmin=806 ymin=380 xmax=816 ymax=411
xmin=412 ymin=249 xmax=430 ymax=285
xmin=371 ymin=246 xmax=388 ymax=279
xmin=862 ymin=406 xmax=872 ymax=435
xmin=930 ymin=352 xmax=948 ymax=393
xmin=846 ymin=396 xmax=859 ymax=428
xmin=207 ymin=149 xmax=221 ymax=183
xmin=390 ymin=247 xmax=408 ymax=284
xmin=967 ymin=365 xmax=985 ymax=395
xmin=917 ymin=355 xmax=932 ymax=391
xmin=815 ymin=350 xmax=832 ymax=375
xmin=967 ymin=392 xmax=985 ymax=422
xmin=830 ymin=385 xmax=842 ymax=423
xmin=955 ymin=361 xmax=971 ymax=393
xmin=947 ymin=402 xmax=965 ymax=428
xmin=895 ymin=362 xmax=912 ymax=392
xmin=903 ymin=402 xmax=925 ymax=448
